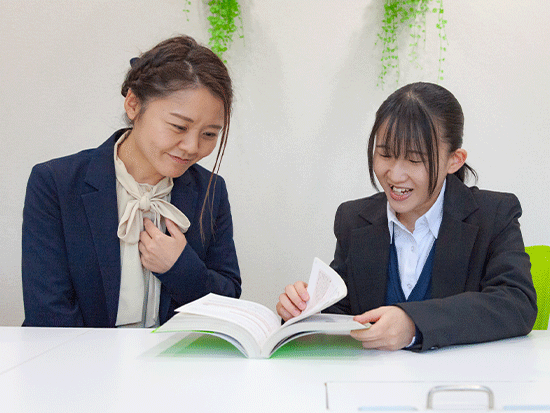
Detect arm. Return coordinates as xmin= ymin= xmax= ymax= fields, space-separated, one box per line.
xmin=396 ymin=194 xmax=537 ymax=350
xmin=22 ymin=164 xmax=84 ymax=327
xmin=154 ymin=177 xmax=241 ymax=306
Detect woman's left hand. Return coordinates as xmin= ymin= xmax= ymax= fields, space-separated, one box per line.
xmin=139 ymin=218 xmax=187 ymax=273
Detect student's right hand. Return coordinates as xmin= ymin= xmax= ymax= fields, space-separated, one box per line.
xmin=276 ymin=281 xmax=309 ymax=321
xmin=351 ymin=306 xmax=416 ymax=350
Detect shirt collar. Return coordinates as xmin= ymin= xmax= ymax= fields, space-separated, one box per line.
xmin=387 ymin=179 xmax=446 ymax=239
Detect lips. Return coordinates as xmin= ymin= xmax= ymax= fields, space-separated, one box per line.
xmin=389 ymin=185 xmax=413 ymax=201
xmin=168 ymin=154 xmax=191 ymax=165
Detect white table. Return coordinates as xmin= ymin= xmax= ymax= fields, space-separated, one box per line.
xmin=1 ymin=327 xmax=549 ymax=412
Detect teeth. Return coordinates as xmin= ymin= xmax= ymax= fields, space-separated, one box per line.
xmin=391 ymin=186 xmax=411 ymax=195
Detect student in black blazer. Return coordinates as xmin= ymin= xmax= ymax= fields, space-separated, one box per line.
xmin=22 ymin=36 xmax=241 ymax=327
xmin=277 ymin=82 xmax=537 ymax=351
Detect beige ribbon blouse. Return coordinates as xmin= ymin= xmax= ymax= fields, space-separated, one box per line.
xmin=113 ymin=132 xmax=190 ymax=327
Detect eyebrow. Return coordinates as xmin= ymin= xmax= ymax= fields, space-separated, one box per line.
xmin=169 ymin=112 xmax=223 ymax=130
xmin=376 ymin=145 xmax=425 ymax=155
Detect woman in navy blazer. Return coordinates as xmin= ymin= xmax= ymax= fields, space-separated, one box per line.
xmin=277 ymin=82 xmax=537 ymax=350
xmin=22 ymin=36 xmax=241 ymax=327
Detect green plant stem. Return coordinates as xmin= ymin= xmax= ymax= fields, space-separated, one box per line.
xmin=207 ymin=0 xmax=243 ymax=61
xmin=377 ymin=0 xmax=446 ymax=88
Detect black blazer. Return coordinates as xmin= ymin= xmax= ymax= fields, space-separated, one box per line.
xmin=22 ymin=129 xmax=241 ymax=327
xmin=325 ymin=174 xmax=537 ymax=350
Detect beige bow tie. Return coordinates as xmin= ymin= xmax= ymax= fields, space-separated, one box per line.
xmin=115 ymin=163 xmax=190 ymax=244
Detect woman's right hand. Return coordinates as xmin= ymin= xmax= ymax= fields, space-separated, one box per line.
xmin=276 ymin=281 xmax=309 ymax=321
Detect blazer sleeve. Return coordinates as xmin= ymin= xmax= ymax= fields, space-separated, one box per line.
xmin=21 ymin=164 xmax=85 ymax=327
xmin=396 ymin=193 xmax=537 ymax=350
xmin=154 ymin=177 xmax=241 ymax=307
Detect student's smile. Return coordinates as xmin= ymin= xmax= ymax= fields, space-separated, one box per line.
xmin=389 ymin=184 xmax=413 ymax=200
xmin=373 ymin=142 xmax=454 ymax=231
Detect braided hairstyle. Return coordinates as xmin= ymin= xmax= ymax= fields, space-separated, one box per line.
xmin=121 ymin=35 xmax=233 ymax=238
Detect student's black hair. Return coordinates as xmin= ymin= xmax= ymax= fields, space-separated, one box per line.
xmin=367 ymin=82 xmax=477 ymax=196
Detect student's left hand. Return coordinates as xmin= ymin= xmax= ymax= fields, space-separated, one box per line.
xmin=139 ymin=218 xmax=187 ymax=273
xmin=351 ymin=306 xmax=416 ymax=351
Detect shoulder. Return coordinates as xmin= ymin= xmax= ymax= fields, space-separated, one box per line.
xmin=336 ymin=192 xmax=387 ymax=221
xmin=333 ymin=192 xmax=387 ymax=236
xmin=28 ymin=131 xmax=120 ymax=183
xmin=469 ymin=186 xmax=520 ymax=211
xmin=445 ymin=175 xmax=522 ymax=220
xmin=27 ymin=148 xmax=98 ymax=197
xmin=26 ymin=131 xmax=123 ymax=201
xmin=31 ymin=148 xmax=95 ymax=177
xmin=444 ymin=176 xmax=523 ymax=241
xmin=468 ymin=187 xmax=523 ymax=234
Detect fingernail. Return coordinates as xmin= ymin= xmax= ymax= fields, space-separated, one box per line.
xmin=298 ymin=301 xmax=306 ymax=310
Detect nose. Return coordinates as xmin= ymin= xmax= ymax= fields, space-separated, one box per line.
xmin=178 ymin=132 xmax=199 ymax=156
xmin=387 ymin=158 xmax=408 ymax=182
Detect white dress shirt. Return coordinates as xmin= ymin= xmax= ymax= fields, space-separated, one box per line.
xmin=387 ymin=181 xmax=446 ymax=299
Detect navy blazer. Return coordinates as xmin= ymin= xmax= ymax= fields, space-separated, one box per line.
xmin=325 ymin=174 xmax=537 ymax=350
xmin=22 ymin=129 xmax=241 ymax=327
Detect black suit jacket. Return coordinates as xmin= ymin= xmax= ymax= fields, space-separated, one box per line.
xmin=325 ymin=174 xmax=537 ymax=350
xmin=22 ymin=129 xmax=241 ymax=327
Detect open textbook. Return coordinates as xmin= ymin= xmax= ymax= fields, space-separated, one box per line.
xmin=154 ymin=257 xmax=368 ymax=358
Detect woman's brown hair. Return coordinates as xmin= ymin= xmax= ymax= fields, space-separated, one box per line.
xmin=121 ymin=35 xmax=233 ymax=239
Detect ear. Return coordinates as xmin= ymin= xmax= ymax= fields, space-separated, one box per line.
xmin=124 ymin=89 xmax=141 ymax=122
xmin=446 ymin=148 xmax=467 ymax=174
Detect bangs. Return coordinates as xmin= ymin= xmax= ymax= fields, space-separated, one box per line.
xmin=375 ymin=102 xmax=439 ymax=162
xmin=368 ymin=93 xmax=442 ymax=195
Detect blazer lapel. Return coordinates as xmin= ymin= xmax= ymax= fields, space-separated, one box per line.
xmin=81 ymin=134 xmax=122 ymax=325
xmin=170 ymin=171 xmax=198 ymax=228
xmin=431 ymin=175 xmax=480 ymax=298
xmin=158 ymin=170 xmax=199 ymax=321
xmin=349 ymin=195 xmax=391 ymax=314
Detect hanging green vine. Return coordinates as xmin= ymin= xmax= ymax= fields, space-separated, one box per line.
xmin=207 ymin=0 xmax=243 ymax=60
xmin=182 ymin=1 xmax=243 ymax=61
xmin=377 ymin=0 xmax=447 ymax=88
xmin=183 ymin=0 xmax=192 ymax=21
xmin=434 ymin=0 xmax=447 ymax=82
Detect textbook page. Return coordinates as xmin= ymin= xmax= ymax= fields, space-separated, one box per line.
xmin=264 ymin=313 xmax=366 ymax=357
xmin=284 ymin=257 xmax=347 ymax=327
xmin=175 ymin=293 xmax=280 ymax=348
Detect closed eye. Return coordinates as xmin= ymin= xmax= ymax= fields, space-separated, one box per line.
xmin=171 ymin=123 xmax=188 ymax=132
xmin=202 ymin=132 xmax=219 ymax=140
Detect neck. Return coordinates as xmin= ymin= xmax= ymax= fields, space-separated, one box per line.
xmin=396 ymin=213 xmax=416 ymax=233
xmin=117 ymin=132 xmax=162 ymax=185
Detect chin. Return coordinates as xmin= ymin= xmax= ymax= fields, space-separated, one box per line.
xmin=389 ymin=199 xmax=414 ymax=213
xmin=170 ymin=167 xmax=191 ymax=179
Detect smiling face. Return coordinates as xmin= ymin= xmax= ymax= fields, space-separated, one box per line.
xmin=373 ymin=127 xmax=466 ymax=232
xmin=119 ymin=86 xmax=225 ymax=185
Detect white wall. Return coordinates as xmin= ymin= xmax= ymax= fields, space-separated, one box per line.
xmin=1 ymin=1 xmax=548 ymax=325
